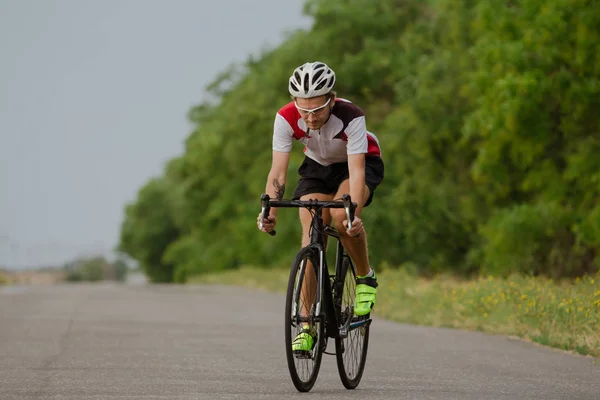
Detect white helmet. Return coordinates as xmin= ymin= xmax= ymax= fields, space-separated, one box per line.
xmin=288 ymin=61 xmax=336 ymax=98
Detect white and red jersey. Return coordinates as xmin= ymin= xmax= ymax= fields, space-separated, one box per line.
xmin=272 ymin=98 xmax=382 ymax=166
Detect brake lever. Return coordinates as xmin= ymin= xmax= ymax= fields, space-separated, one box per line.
xmin=342 ymin=194 xmax=355 ymax=231
xmin=260 ymin=194 xmax=276 ymax=236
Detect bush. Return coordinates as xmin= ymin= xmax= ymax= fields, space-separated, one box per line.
xmin=480 ymin=202 xmax=596 ymax=278
xmin=0 ymin=272 xmax=11 ymax=285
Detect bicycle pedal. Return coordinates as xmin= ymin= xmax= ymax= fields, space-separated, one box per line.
xmin=293 ymin=350 xmax=312 ymax=359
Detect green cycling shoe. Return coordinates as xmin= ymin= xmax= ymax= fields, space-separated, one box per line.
xmin=354 ymin=270 xmax=378 ymax=316
xmin=292 ymin=326 xmax=315 ymax=352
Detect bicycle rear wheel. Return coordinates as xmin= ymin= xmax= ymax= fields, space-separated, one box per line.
xmin=284 ymin=247 xmax=325 ymax=392
xmin=335 ymin=256 xmax=370 ymax=389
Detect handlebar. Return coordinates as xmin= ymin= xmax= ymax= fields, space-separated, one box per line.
xmin=259 ymin=193 xmax=357 ymax=237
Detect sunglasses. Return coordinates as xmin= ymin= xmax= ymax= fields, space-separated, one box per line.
xmin=294 ymin=97 xmax=332 ymax=115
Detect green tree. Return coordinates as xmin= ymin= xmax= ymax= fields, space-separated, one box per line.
xmin=463 ymin=0 xmax=600 ymax=277
xmin=65 ymin=256 xmax=107 ymax=282
xmin=118 ymin=177 xmax=180 ymax=282
xmin=118 ymin=0 xmax=600 ymax=281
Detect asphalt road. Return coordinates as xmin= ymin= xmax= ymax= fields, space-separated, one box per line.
xmin=1 ymin=282 xmax=598 ymax=399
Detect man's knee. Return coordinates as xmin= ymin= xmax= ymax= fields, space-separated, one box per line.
xmin=330 ymin=208 xmax=346 ymax=231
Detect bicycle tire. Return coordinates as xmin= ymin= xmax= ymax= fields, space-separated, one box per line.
xmin=334 ymin=256 xmax=370 ymax=389
xmin=284 ymin=246 xmax=325 ymax=392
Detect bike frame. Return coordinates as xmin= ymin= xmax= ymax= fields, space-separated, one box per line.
xmin=260 ymin=194 xmax=370 ymax=340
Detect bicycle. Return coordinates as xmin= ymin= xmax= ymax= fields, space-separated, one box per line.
xmin=259 ymin=193 xmax=372 ymax=392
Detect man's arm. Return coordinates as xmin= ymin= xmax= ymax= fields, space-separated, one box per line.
xmin=265 ymin=150 xmax=291 ymax=217
xmin=347 ymin=153 xmax=366 ymax=217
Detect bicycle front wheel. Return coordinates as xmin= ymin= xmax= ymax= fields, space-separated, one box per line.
xmin=284 ymin=247 xmax=325 ymax=392
xmin=335 ymin=256 xmax=370 ymax=389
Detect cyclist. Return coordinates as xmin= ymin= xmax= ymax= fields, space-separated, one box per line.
xmin=257 ymin=61 xmax=384 ymax=352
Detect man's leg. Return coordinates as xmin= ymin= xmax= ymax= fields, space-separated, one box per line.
xmin=298 ymin=192 xmax=333 ymax=314
xmin=330 ymin=179 xmax=371 ymax=276
xmin=292 ymin=192 xmax=333 ymax=351
xmin=330 ymin=179 xmax=378 ymax=316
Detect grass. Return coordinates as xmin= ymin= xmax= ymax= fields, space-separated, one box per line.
xmin=0 ymin=271 xmax=11 ymax=285
xmin=190 ymin=266 xmax=290 ymax=292
xmin=190 ymin=266 xmax=600 ymax=358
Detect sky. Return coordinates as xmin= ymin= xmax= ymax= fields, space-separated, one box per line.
xmin=0 ymin=0 xmax=312 ymax=269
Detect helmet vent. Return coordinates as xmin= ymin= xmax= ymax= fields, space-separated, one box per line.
xmin=303 ymin=73 xmax=310 ymax=94
xmin=314 ymin=80 xmax=327 ymax=91
xmin=312 ymin=69 xmax=324 ymax=84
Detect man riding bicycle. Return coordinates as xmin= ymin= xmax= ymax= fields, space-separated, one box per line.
xmin=257 ymin=61 xmax=384 ymax=352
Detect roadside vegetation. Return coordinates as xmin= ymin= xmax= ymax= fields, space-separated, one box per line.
xmin=118 ymin=0 xmax=600 ymax=283
xmin=0 ymin=271 xmax=11 ymax=285
xmin=64 ymin=256 xmax=128 ymax=282
xmin=117 ymin=0 xmax=599 ymax=357
xmin=191 ymin=266 xmax=600 ymax=357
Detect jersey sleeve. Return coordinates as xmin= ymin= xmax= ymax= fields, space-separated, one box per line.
xmin=272 ymin=113 xmax=294 ymax=153
xmin=346 ymin=116 xmax=368 ymax=155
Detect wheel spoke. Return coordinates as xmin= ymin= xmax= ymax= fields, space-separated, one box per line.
xmin=335 ymin=257 xmax=370 ymax=389
xmin=285 ymin=250 xmax=324 ymax=392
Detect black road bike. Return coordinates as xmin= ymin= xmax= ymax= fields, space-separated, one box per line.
xmin=259 ymin=193 xmax=372 ymax=392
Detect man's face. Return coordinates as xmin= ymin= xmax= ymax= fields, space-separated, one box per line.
xmin=295 ymin=95 xmax=333 ymax=130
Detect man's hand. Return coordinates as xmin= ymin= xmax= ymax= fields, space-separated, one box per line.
xmin=343 ymin=216 xmax=364 ymax=238
xmin=257 ymin=213 xmax=277 ymax=233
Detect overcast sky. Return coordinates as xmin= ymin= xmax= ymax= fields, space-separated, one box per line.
xmin=0 ymin=0 xmax=312 ymax=269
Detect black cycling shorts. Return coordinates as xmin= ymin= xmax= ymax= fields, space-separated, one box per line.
xmin=292 ymin=156 xmax=385 ymax=207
